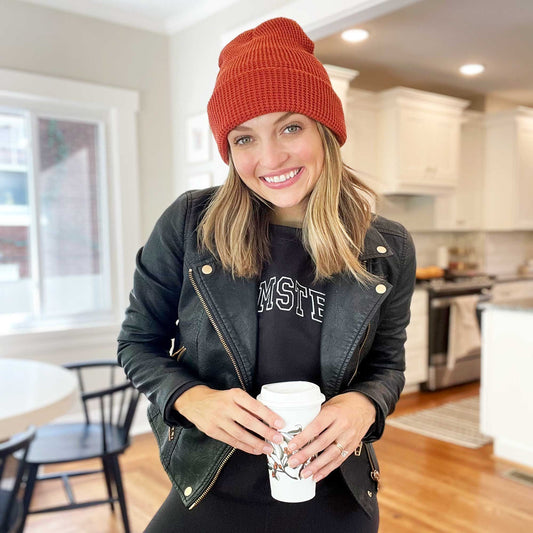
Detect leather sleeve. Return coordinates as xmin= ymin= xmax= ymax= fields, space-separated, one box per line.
xmin=345 ymin=227 xmax=416 ymax=441
xmin=117 ymin=191 xmax=204 ymax=428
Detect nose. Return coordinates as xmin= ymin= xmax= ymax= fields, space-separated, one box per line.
xmin=258 ymin=138 xmax=289 ymax=170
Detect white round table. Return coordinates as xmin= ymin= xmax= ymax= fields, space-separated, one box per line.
xmin=0 ymin=358 xmax=78 ymax=441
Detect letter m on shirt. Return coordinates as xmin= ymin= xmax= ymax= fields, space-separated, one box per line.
xmin=257 ymin=276 xmax=276 ymax=312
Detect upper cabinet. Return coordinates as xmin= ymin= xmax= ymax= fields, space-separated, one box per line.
xmin=376 ymin=88 xmax=469 ymax=195
xmin=326 ymin=69 xmax=469 ymax=197
xmin=435 ymin=106 xmax=533 ymax=232
xmin=483 ymin=107 xmax=533 ymax=230
xmin=326 ymin=65 xmax=533 ymax=232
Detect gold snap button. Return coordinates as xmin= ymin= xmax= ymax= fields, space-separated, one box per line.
xmin=367 ymin=490 xmax=373 ymax=497
xmin=201 ymin=265 xmax=213 ymax=275
xmin=184 ymin=486 xmax=193 ymax=497
xmin=375 ymin=284 xmax=387 ymax=294
xmin=376 ymin=246 xmax=387 ymax=254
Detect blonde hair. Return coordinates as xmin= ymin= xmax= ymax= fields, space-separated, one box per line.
xmin=198 ymin=123 xmax=376 ymax=282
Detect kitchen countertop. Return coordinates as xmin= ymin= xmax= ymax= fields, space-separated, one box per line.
xmin=494 ymin=273 xmax=533 ymax=283
xmin=481 ymin=298 xmax=533 ymax=312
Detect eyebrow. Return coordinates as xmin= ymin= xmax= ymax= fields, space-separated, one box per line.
xmin=230 ymin=112 xmax=297 ymax=132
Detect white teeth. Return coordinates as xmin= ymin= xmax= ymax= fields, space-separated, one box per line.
xmin=263 ymin=168 xmax=300 ymax=183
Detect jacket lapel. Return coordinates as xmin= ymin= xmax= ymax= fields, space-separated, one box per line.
xmin=320 ymin=276 xmax=390 ymax=398
xmin=319 ymin=224 xmax=394 ymax=398
xmin=188 ymin=254 xmax=258 ymax=391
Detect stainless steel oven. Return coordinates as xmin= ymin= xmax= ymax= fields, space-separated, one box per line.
xmin=423 ymin=276 xmax=493 ymax=391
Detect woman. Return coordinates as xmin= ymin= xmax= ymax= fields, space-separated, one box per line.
xmin=118 ymin=17 xmax=415 ymax=533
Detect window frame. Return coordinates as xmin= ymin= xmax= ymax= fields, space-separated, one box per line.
xmin=0 ymin=68 xmax=140 ymax=357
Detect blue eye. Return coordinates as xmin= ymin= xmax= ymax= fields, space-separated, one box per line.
xmin=284 ymin=124 xmax=301 ymax=134
xmin=234 ymin=136 xmax=252 ymax=145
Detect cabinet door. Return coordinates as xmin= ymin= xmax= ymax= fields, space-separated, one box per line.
xmin=517 ymin=124 xmax=533 ymax=228
xmin=404 ymin=290 xmax=428 ymax=387
xmin=483 ymin=109 xmax=533 ymax=230
xmin=397 ymin=108 xmax=430 ymax=186
xmin=429 ymin=114 xmax=460 ymax=185
xmin=398 ymin=108 xmax=459 ymax=189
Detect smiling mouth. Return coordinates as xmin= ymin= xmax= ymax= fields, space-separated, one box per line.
xmin=262 ymin=167 xmax=303 ymax=184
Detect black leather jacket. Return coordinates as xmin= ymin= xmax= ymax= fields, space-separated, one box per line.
xmin=117 ymin=187 xmax=416 ymax=518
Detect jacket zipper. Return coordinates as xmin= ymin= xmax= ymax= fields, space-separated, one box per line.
xmin=188 ymin=269 xmax=245 ymax=389
xmin=168 ymin=346 xmax=187 ymax=441
xmin=188 ymin=448 xmax=237 ymax=510
xmin=364 ymin=443 xmax=381 ymax=490
xmin=171 ymin=345 xmax=187 ymax=362
xmin=187 ymin=267 xmax=245 ymax=508
xmin=346 ymin=322 xmax=371 ymax=387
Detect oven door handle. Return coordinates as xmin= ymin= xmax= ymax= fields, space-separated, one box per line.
xmin=430 ymin=293 xmax=492 ymax=309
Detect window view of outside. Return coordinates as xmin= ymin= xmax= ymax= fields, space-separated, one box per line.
xmin=0 ymin=110 xmax=111 ymax=331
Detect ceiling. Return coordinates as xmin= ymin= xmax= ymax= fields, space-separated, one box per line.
xmin=18 ymin=0 xmax=245 ymax=33
xmin=19 ymin=0 xmax=533 ymax=108
xmin=314 ymin=0 xmax=533 ymax=109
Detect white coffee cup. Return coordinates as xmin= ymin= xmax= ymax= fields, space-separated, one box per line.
xmin=257 ymin=381 xmax=325 ymax=503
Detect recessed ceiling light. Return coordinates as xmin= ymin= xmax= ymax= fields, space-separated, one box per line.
xmin=459 ymin=63 xmax=485 ymax=76
xmin=341 ymin=29 xmax=369 ymax=43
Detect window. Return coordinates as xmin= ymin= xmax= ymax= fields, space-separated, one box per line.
xmin=0 ymin=110 xmax=111 ymax=331
xmin=0 ymin=69 xmax=139 ymax=338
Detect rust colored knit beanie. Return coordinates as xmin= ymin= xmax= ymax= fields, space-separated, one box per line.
xmin=207 ymin=17 xmax=346 ymax=164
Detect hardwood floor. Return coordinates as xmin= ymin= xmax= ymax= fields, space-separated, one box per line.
xmin=24 ymin=382 xmax=533 ymax=532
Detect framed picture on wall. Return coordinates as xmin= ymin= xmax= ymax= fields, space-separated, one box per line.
xmin=187 ymin=172 xmax=212 ymax=190
xmin=186 ymin=113 xmax=211 ymax=163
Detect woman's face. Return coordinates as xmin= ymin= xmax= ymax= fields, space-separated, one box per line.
xmin=227 ymin=112 xmax=324 ymax=226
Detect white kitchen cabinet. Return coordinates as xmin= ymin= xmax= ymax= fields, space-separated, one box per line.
xmin=492 ymin=279 xmax=533 ymax=302
xmin=343 ymin=88 xmax=379 ymax=186
xmin=403 ymin=288 xmax=428 ymax=391
xmin=484 ymin=107 xmax=533 ymax=230
xmin=377 ymin=87 xmax=469 ymax=195
xmin=434 ymin=111 xmax=486 ymax=231
xmin=481 ymin=303 xmax=533 ymax=468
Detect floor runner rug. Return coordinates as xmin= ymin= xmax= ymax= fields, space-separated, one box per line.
xmin=386 ymin=396 xmax=492 ymax=448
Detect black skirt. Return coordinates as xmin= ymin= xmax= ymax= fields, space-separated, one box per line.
xmin=145 ymin=451 xmax=379 ymax=533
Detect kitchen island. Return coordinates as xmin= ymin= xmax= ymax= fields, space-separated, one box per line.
xmin=480 ymin=298 xmax=533 ymax=468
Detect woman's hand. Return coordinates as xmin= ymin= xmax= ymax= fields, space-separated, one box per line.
xmin=285 ymin=392 xmax=376 ymax=482
xmin=174 ymin=385 xmax=285 ymax=455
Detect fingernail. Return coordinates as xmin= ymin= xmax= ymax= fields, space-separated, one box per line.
xmin=287 ymin=442 xmax=296 ymax=451
xmin=273 ymin=434 xmax=283 ymax=444
xmin=314 ymin=473 xmax=323 ymax=482
xmin=302 ymin=469 xmax=312 ymax=479
xmin=263 ymin=445 xmax=273 ymax=454
xmin=289 ymin=458 xmax=298 ymax=468
xmin=274 ymin=419 xmax=284 ymax=429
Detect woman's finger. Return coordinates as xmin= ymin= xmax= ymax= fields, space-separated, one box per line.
xmin=232 ymin=408 xmax=284 ymax=445
xmin=287 ymin=412 xmax=333 ymax=453
xmin=303 ymin=443 xmax=349 ymax=482
xmin=233 ymin=390 xmax=285 ymax=430
xmin=214 ymin=426 xmax=266 ymax=455
xmin=287 ymin=425 xmax=339 ymax=468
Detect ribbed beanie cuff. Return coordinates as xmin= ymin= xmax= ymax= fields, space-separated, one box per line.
xmin=207 ymin=17 xmax=346 ymax=163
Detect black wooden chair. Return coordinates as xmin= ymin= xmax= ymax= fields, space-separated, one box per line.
xmin=18 ymin=361 xmax=140 ymax=533
xmin=0 ymin=426 xmax=35 ymax=533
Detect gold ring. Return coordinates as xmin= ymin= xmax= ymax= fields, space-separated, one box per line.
xmin=335 ymin=441 xmax=348 ymax=458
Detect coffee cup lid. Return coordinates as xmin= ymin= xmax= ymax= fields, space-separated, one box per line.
xmin=257 ymin=381 xmax=325 ymax=407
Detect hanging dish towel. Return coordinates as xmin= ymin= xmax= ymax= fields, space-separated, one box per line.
xmin=447 ymin=294 xmax=481 ymax=371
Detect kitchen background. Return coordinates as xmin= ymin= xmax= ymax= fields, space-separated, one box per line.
xmin=1 ymin=1 xmax=533 ymax=530
xmin=1 ymin=0 xmax=532 ymax=413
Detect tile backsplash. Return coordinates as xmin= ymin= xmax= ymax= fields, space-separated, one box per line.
xmin=484 ymin=232 xmax=533 ymax=275
xmin=410 ymin=230 xmax=533 ymax=275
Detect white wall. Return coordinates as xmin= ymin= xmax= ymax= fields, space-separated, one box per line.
xmin=0 ymin=0 xmax=173 ymax=240
xmin=169 ymin=0 xmax=293 ymax=197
